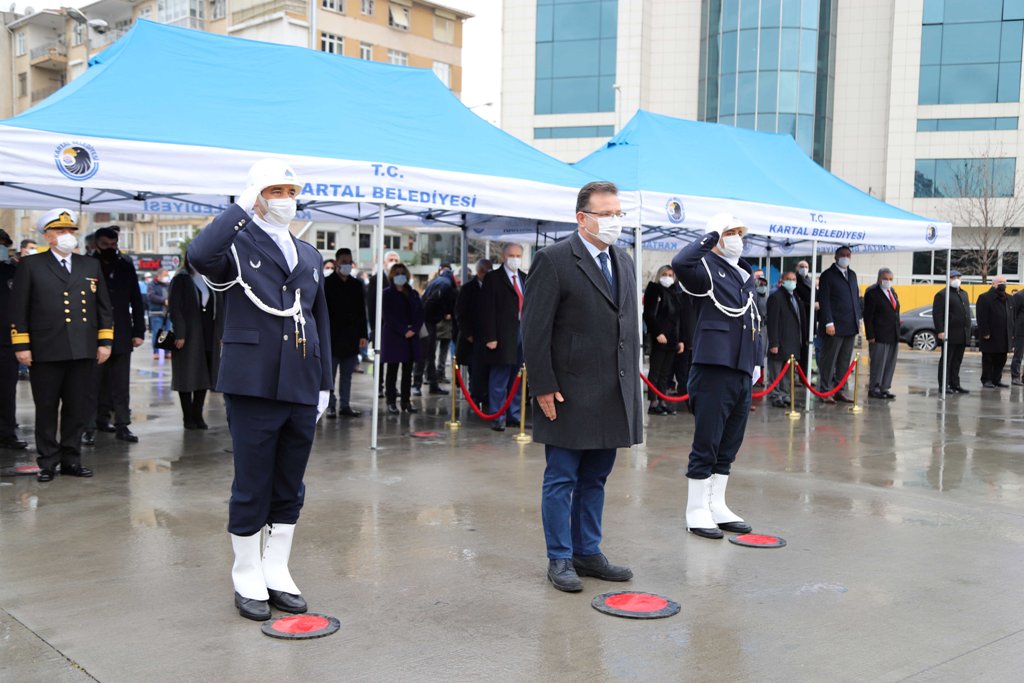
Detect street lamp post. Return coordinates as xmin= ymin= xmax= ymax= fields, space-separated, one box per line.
xmin=63 ymin=7 xmax=108 ymax=68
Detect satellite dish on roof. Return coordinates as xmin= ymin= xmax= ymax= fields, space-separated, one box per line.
xmin=24 ymin=6 xmax=34 ymax=14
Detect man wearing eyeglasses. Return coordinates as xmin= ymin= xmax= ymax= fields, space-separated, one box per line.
xmin=522 ymin=181 xmax=643 ymax=593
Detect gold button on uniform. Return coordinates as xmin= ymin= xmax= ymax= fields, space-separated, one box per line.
xmin=63 ymin=300 xmax=69 ymax=304
xmin=283 ymin=334 xmax=289 ymax=341
xmin=63 ymin=291 xmax=68 ymax=296
xmin=64 ymin=309 xmax=70 ymax=313
xmin=65 ymin=318 xmax=71 ymax=323
xmin=82 ymin=318 xmax=87 ymax=322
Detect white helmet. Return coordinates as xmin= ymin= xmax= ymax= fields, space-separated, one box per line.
xmin=705 ymin=212 xmax=747 ymax=236
xmin=246 ymin=158 xmax=302 ymax=193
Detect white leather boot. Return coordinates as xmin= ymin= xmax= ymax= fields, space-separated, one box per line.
xmin=709 ymin=474 xmax=753 ymax=534
xmin=685 ymin=477 xmax=723 ymax=539
xmin=231 ymin=532 xmax=270 ymax=621
xmin=262 ymin=523 xmax=307 ymax=613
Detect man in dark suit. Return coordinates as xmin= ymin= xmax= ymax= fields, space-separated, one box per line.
xmin=416 ymin=265 xmax=457 ymax=396
xmin=86 ymin=227 xmax=146 ymax=443
xmin=480 ymin=243 xmax=527 ymax=432
xmin=189 ymin=159 xmax=332 ymax=622
xmin=862 ymin=267 xmax=900 ymax=399
xmin=366 ymin=250 xmax=401 ymax=396
xmin=673 ymin=213 xmax=759 ymax=540
xmin=10 ymin=209 xmax=113 ymax=482
xmin=0 ymin=229 xmax=27 ymax=450
xmin=794 ymin=259 xmax=814 ymax=371
xmin=817 ymin=246 xmax=861 ymax=403
xmin=933 ymin=270 xmax=972 ymax=394
xmin=766 ymin=271 xmax=804 ymax=408
xmin=454 ymin=258 xmax=491 ymax=408
xmin=1009 ymin=286 xmax=1024 ymax=385
xmin=324 ymin=247 xmax=368 ymax=418
xmin=523 ymin=181 xmax=641 ymax=592
xmin=976 ymin=275 xmax=1013 ymax=388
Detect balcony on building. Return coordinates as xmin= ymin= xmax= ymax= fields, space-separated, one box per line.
xmin=31 ymin=85 xmax=61 ymax=103
xmin=29 ymin=42 xmax=68 ymax=71
xmin=231 ymin=0 xmax=308 ymax=25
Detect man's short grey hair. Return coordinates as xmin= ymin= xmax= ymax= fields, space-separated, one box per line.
xmin=475 ymin=258 xmax=492 ymax=270
xmin=877 ymin=267 xmax=893 ymax=282
xmin=502 ymin=243 xmax=523 ymax=256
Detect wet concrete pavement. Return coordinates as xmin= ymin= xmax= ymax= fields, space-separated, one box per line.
xmin=2 ymin=350 xmax=1023 ymax=682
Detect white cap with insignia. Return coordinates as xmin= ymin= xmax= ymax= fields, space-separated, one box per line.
xmin=36 ymin=208 xmax=79 ymax=234
xmin=705 ymin=212 xmax=748 ymax=236
xmin=246 ymin=158 xmax=303 ymax=193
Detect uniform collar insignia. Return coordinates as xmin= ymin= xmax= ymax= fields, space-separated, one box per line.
xmin=249 ymin=258 xmax=261 ymax=269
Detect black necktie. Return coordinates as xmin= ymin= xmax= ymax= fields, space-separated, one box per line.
xmin=598 ymin=252 xmax=614 ymax=296
xmin=61 ymin=258 xmax=69 ymax=273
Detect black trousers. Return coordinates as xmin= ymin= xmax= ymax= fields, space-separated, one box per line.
xmin=647 ymin=347 xmax=675 ymax=400
xmin=981 ymin=352 xmax=1008 ymax=384
xmin=179 ymin=390 xmax=208 ymax=424
xmin=0 ymin=346 xmax=18 ymax=439
xmin=938 ymin=343 xmax=966 ymax=389
xmin=224 ymin=393 xmax=316 ymax=536
xmin=468 ymin=345 xmax=490 ymax=406
xmin=29 ymin=359 xmax=94 ymax=470
xmin=93 ymin=351 xmax=132 ymax=427
xmin=385 ymin=362 xmax=413 ymax=403
xmin=672 ymin=349 xmax=693 ymax=394
xmin=1011 ymin=336 xmax=1024 ymax=379
xmin=687 ymin=364 xmax=751 ymax=479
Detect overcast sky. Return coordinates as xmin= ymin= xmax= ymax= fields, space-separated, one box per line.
xmin=9 ymin=1 xmax=502 ymax=124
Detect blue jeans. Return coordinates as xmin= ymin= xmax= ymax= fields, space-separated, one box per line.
xmin=328 ymin=354 xmax=360 ymax=410
xmin=542 ymin=446 xmax=618 ymax=559
xmin=488 ymin=364 xmax=522 ymax=424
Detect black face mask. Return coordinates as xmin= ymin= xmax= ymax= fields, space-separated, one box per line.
xmin=99 ymin=248 xmax=118 ymax=261
xmin=997 ymin=284 xmax=1007 ymax=292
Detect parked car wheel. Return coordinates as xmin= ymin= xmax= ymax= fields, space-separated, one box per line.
xmin=913 ymin=330 xmax=937 ymax=351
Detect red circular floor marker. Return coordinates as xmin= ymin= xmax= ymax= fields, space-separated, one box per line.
xmin=261 ymin=613 xmax=340 ymax=640
xmin=729 ymin=533 xmax=787 ymax=548
xmin=411 ymin=431 xmax=441 ymax=438
xmin=14 ymin=465 xmax=41 ymax=474
xmin=592 ymin=592 xmax=680 ymax=619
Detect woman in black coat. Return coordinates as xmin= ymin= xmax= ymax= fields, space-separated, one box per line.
xmin=168 ymin=255 xmax=222 ymax=429
xmin=643 ymin=266 xmax=686 ymax=415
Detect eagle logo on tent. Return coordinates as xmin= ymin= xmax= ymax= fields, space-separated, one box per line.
xmin=925 ymin=224 xmax=938 ymax=244
xmin=666 ymin=198 xmax=685 ymax=224
xmin=54 ymin=142 xmax=99 ymax=181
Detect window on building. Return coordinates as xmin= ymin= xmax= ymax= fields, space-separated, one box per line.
xmin=914 ymin=157 xmax=1017 ymax=197
xmin=141 ymin=232 xmax=154 ymax=252
xmin=322 ymin=0 xmax=343 ymax=12
xmin=534 ymin=0 xmax=618 ymax=115
xmin=918 ymin=116 xmax=1019 ymax=131
xmin=383 ymin=235 xmax=401 ymax=249
xmin=360 ymin=42 xmax=373 ymax=60
xmin=358 ymin=233 xmax=371 ymax=248
xmin=534 ymin=125 xmax=615 ymax=139
xmin=15 ymin=31 xmax=25 ymax=56
xmin=315 ymin=231 xmax=337 ymax=251
xmin=434 ymin=11 xmax=455 ymax=44
xmin=388 ymin=2 xmax=411 ymax=30
xmin=158 ymin=224 xmax=196 ymax=251
xmin=139 ymin=5 xmax=153 ymax=20
xmin=321 ymin=32 xmax=344 ymax=54
xmin=361 ymin=0 xmax=374 ymax=15
xmin=388 ymin=49 xmax=408 ymax=66
xmin=210 ymin=0 xmax=225 ymax=20
xmin=17 ymin=73 xmax=27 ymax=98
xmin=432 ymin=61 xmax=451 ymax=87
xmin=117 ymin=227 xmax=135 ymax=252
xmin=158 ymin=0 xmax=206 ymax=30
xmin=920 ymin=0 xmax=1023 ymax=104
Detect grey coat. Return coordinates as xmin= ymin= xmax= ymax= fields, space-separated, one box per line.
xmin=522 ymin=233 xmax=643 ymax=450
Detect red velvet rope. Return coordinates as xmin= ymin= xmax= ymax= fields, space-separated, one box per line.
xmin=640 ymin=359 xmax=792 ymax=403
xmin=454 ymin=365 xmax=522 ymax=421
xmin=794 ymin=359 xmax=858 ymax=399
xmin=751 ymin=360 xmax=792 ymax=399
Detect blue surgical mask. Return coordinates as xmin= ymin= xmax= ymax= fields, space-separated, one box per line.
xmin=756 ymin=285 xmax=768 ymax=295
xmin=392 ymin=274 xmax=408 ymax=286
xmin=0 ymin=246 xmax=8 ymax=261
xmin=782 ymin=280 xmax=796 ymax=292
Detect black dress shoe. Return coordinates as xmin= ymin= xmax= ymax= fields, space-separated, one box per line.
xmin=96 ymin=422 xmax=116 ymax=433
xmin=325 ymin=407 xmax=337 ymax=419
xmin=818 ymin=396 xmax=836 ymax=405
xmin=547 ymin=558 xmax=583 ymax=593
xmin=868 ymin=390 xmax=883 ymax=399
xmin=996 ymin=382 xmax=1010 ymax=388
xmin=0 ymin=436 xmax=28 ymax=450
xmin=183 ymin=421 xmax=199 ymax=430
xmin=115 ymin=427 xmax=139 ymax=443
xmin=428 ymin=385 xmax=449 ymax=396
xmin=835 ymin=393 xmax=854 ymax=403
xmin=339 ymin=407 xmax=361 ymax=417
xmin=81 ymin=430 xmax=96 ymax=446
xmin=61 ymin=464 xmax=93 ymax=478
xmin=491 ymin=421 xmax=506 ymax=432
xmin=36 ymin=468 xmax=56 ymax=483
xmin=412 ymin=387 xmax=422 ymax=397
xmin=688 ymin=526 xmax=724 ymax=539
xmin=955 ymin=386 xmax=970 ymax=394
xmin=943 ymin=387 xmax=956 ymax=395
xmin=648 ymin=404 xmax=666 ymax=415
xmin=661 ymin=403 xmax=678 ymax=415
xmin=386 ymin=403 xmax=400 ymax=415
xmin=983 ymin=381 xmax=996 ymax=388
xmin=402 ymin=403 xmax=419 ymax=414
xmin=268 ymin=589 xmax=308 ymax=614
xmin=234 ymin=592 xmax=271 ymax=621
xmin=883 ymin=391 xmax=896 ymax=399
xmin=572 ymin=553 xmax=633 ymax=581
xmin=717 ymin=521 xmax=753 ymax=533
xmin=195 ymin=418 xmax=209 ymax=430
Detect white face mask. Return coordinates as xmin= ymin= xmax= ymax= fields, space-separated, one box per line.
xmin=719 ymin=234 xmax=743 ymax=260
xmin=338 ymin=264 xmax=353 ymax=277
xmin=880 ymin=280 xmax=892 ymax=290
xmin=323 ymin=268 xmax=334 ymax=278
xmin=505 ymin=257 xmax=522 ymax=272
xmin=55 ymin=233 xmax=78 ymax=253
xmin=392 ymin=274 xmax=408 ymax=286
xmin=588 ymin=214 xmax=622 ymax=246
xmin=950 ymin=279 xmax=961 ymax=289
xmin=797 ymin=267 xmax=808 ymax=277
xmin=659 ymin=276 xmax=675 ymax=288
xmin=782 ymin=280 xmax=797 ymax=292
xmin=265 ymin=198 xmax=297 ymax=224
xmin=837 ymin=257 xmax=851 ymax=269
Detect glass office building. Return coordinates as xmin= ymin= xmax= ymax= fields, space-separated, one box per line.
xmin=535 ymin=0 xmax=618 ymax=116
xmin=698 ymin=0 xmax=836 ymax=167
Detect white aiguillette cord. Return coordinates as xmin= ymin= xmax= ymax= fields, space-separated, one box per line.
xmin=202 ymin=243 xmax=308 ymax=357
xmin=680 ymin=256 xmax=762 ymax=336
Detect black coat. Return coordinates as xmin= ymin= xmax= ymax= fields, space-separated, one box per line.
xmin=1012 ymin=290 xmax=1024 ymax=337
xmin=324 ymin=273 xmax=368 ymax=359
xmin=766 ymin=286 xmax=805 ymax=358
xmin=95 ymin=253 xmax=146 ymax=354
xmin=168 ymin=272 xmax=222 ymax=392
xmin=976 ymin=288 xmax=1013 ymax=353
xmin=522 ymin=233 xmax=642 ymax=450
xmin=479 ymin=266 xmax=527 ymax=367
xmin=454 ymin=277 xmax=485 ymax=362
xmin=933 ymin=287 xmax=972 ymax=346
xmin=0 ymin=261 xmax=15 ymax=348
xmin=423 ymin=272 xmax=457 ymax=325
xmin=862 ymin=284 xmax=901 ymax=345
xmin=643 ymin=281 xmax=685 ymax=349
xmin=818 ymin=264 xmax=861 ymax=336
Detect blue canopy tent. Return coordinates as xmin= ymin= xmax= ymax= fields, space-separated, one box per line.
xmin=0 ymin=20 xmax=603 ymax=444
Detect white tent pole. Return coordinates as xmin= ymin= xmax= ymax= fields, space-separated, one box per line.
xmin=371 ymin=204 xmax=386 ymax=450
xmin=635 ymin=223 xmax=644 ymax=375
xmin=941 ymin=247 xmax=952 ymax=400
xmin=805 ymin=240 xmax=819 ymax=410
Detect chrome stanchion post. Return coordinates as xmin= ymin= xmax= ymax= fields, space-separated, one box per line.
xmin=445 ymin=359 xmax=461 ymax=431
xmin=849 ymin=354 xmax=863 ymax=414
xmin=786 ymin=355 xmax=800 ymax=420
xmin=513 ymin=365 xmax=531 ymax=443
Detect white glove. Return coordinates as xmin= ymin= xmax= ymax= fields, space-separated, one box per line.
xmin=316 ymin=390 xmax=330 ymax=422
xmin=752 ymin=366 xmax=761 ymax=385
xmin=235 ymin=183 xmax=261 ymax=216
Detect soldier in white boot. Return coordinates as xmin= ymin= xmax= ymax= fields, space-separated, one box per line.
xmin=671 ymin=214 xmax=759 ymax=539
xmin=189 ymin=160 xmax=332 ymax=620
